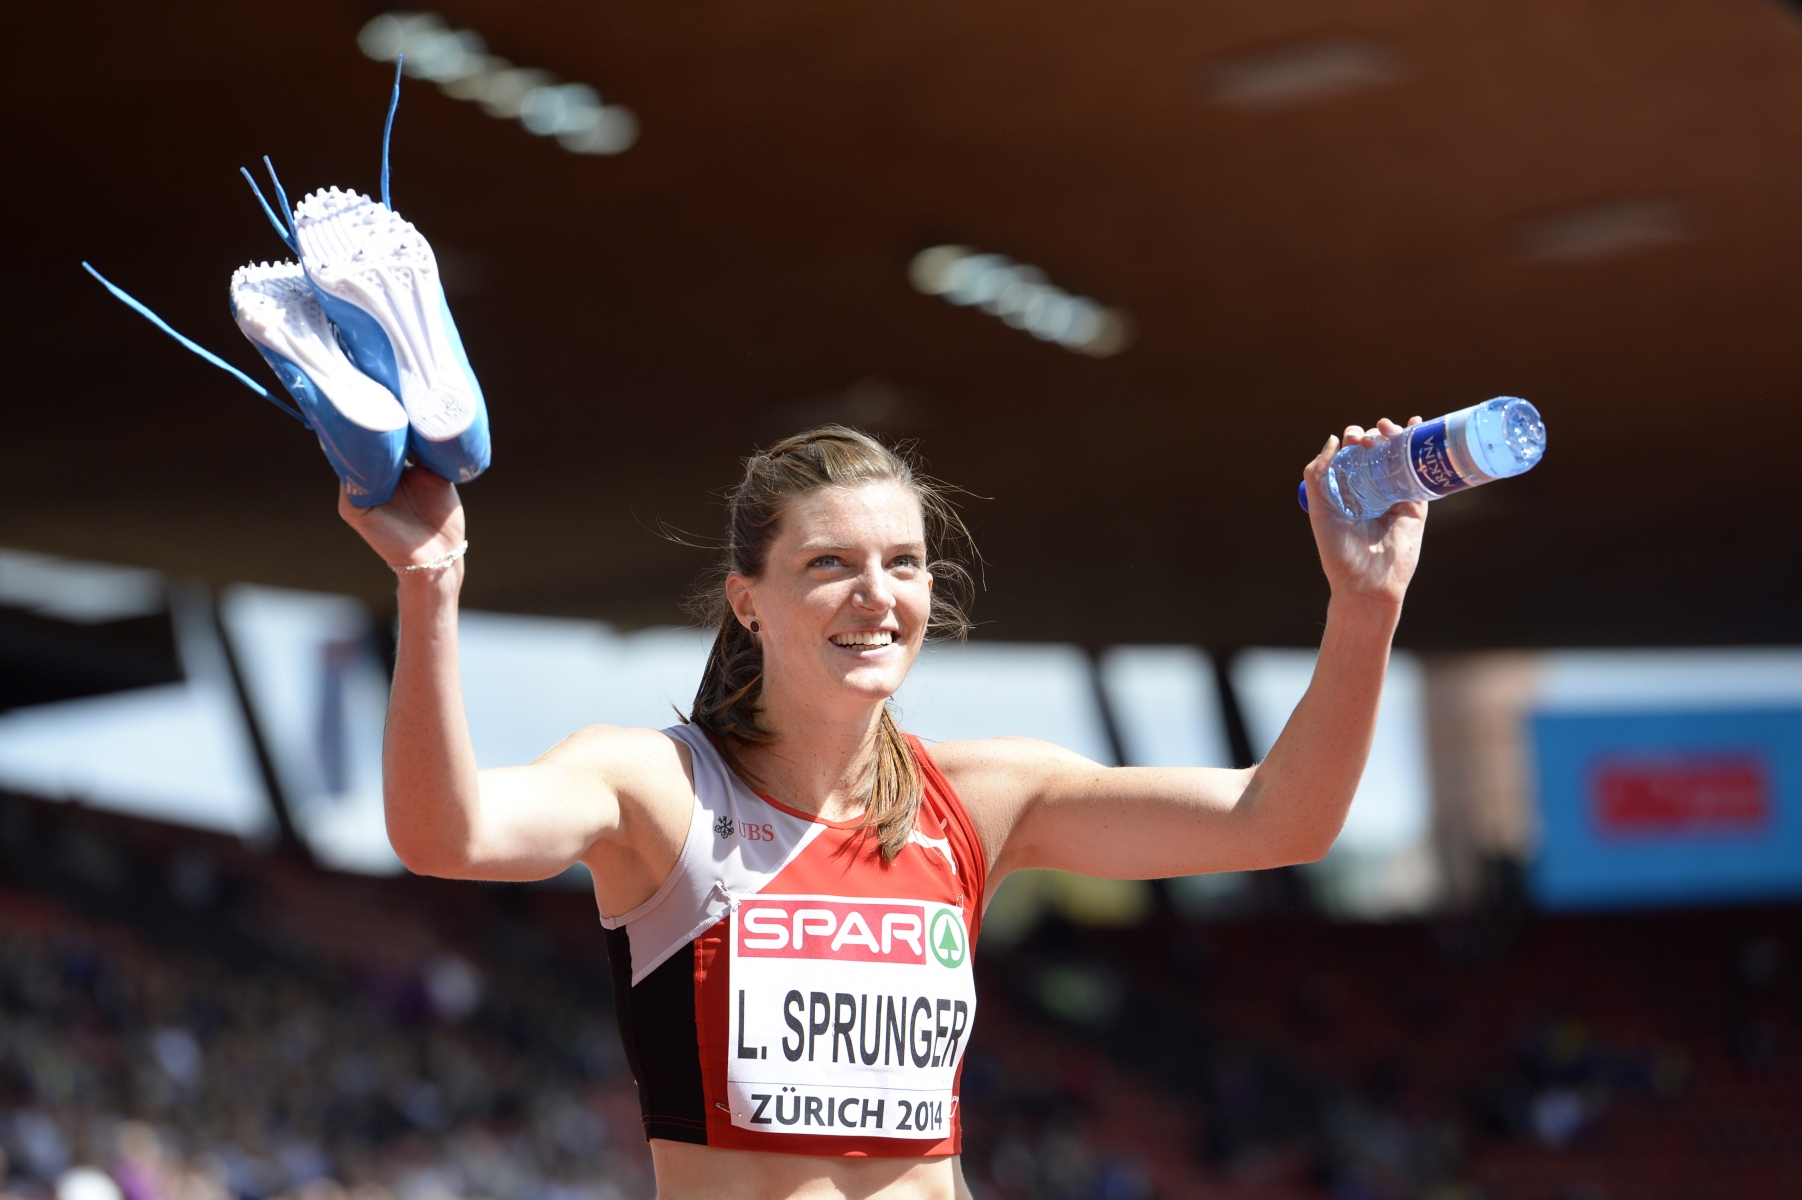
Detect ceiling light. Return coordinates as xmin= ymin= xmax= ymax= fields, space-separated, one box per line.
xmin=1205 ymin=38 xmax=1402 ymax=109
xmin=910 ymin=246 xmax=1131 ymax=357
xmin=1515 ymin=199 xmax=1692 ymax=264
xmin=359 ymin=13 xmax=638 ymax=156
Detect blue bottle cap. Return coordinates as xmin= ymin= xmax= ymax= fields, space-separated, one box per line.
xmin=1297 ymin=481 xmax=1310 ymax=513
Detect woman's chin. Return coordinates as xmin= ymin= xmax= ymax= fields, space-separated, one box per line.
xmin=830 ymin=659 xmax=909 ymax=702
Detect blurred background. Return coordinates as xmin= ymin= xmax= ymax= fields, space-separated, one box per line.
xmin=3 ymin=2 xmax=1801 ymax=1199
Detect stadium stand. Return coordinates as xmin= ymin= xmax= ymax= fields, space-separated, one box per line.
xmin=1 ymin=794 xmax=1797 ymax=1200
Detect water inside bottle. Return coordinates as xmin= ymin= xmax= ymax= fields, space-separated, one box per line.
xmin=1464 ymin=397 xmax=1545 ymax=479
xmin=1310 ymin=396 xmax=1545 ymax=519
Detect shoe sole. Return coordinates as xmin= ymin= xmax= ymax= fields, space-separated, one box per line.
xmin=294 ymin=188 xmax=489 ymax=481
xmin=231 ymin=261 xmax=409 ymax=506
xmin=231 ymin=262 xmax=408 ymax=432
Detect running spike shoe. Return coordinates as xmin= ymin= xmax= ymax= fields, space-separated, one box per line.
xmin=230 ymin=261 xmax=410 ymax=507
xmin=293 ymin=188 xmax=490 ymax=484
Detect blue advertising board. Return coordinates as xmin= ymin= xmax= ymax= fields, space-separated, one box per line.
xmin=1529 ymin=707 xmax=1802 ymax=911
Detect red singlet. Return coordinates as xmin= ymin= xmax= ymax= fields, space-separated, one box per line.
xmin=601 ymin=723 xmax=987 ymax=1156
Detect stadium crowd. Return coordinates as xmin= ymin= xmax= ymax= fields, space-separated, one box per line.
xmin=1 ymin=794 xmax=1797 ymax=1200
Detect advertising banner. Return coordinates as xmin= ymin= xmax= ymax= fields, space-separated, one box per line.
xmin=1529 ymin=707 xmax=1802 ymax=910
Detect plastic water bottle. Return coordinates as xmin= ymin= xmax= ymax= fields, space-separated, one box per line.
xmin=1298 ymin=396 xmax=1546 ymax=519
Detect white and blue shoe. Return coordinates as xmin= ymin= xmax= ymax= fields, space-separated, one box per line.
xmin=293 ymin=188 xmax=491 ymax=484
xmin=230 ymin=261 xmax=409 ymax=507
xmin=85 ymin=60 xmax=487 ymax=502
xmin=80 ymin=260 xmax=403 ymax=508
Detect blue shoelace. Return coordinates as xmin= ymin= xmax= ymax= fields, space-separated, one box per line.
xmin=82 ymin=57 xmax=409 ymax=429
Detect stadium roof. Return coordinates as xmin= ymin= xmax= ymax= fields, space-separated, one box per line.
xmin=9 ymin=0 xmax=1800 ymax=647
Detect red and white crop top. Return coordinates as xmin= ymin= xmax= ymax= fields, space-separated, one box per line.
xmin=600 ymin=722 xmax=987 ymax=1157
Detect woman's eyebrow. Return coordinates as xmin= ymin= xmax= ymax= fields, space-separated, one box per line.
xmin=793 ymin=537 xmax=926 ymax=553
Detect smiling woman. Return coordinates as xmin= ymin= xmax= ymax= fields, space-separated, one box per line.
xmin=689 ymin=429 xmax=974 ymax=862
xmin=337 ymin=419 xmax=1426 ymax=1200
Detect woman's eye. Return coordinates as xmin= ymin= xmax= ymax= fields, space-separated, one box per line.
xmin=809 ymin=556 xmax=843 ymax=569
xmin=889 ymin=555 xmax=923 ymax=571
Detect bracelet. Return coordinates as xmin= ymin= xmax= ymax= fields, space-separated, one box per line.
xmin=393 ymin=540 xmax=468 ymax=573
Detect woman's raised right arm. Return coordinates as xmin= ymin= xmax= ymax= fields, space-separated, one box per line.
xmin=340 ymin=468 xmax=638 ymax=882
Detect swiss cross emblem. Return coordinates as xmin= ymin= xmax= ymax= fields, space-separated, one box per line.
xmin=714 ymin=814 xmax=735 ymax=839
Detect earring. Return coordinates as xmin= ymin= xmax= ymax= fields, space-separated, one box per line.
xmin=750 ymin=620 xmax=760 ymax=633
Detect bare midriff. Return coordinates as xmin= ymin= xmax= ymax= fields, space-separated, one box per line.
xmin=649 ymin=1141 xmax=967 ymax=1200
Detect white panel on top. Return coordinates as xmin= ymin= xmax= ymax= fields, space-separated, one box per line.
xmin=1099 ymin=645 xmax=1232 ymax=768
xmin=457 ymin=613 xmax=711 ymax=769
xmin=1231 ymin=648 xmax=1429 ymax=853
xmin=892 ymin=641 xmax=1116 ymax=765
xmin=1535 ymin=648 xmax=1802 ymax=712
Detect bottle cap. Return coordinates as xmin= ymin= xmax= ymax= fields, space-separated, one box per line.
xmin=1297 ymin=481 xmax=1310 ymax=513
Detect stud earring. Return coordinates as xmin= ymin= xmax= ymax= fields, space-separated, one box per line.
xmin=750 ymin=620 xmax=760 ymax=633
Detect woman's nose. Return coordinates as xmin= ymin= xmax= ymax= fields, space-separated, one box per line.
xmin=853 ymin=567 xmax=893 ymax=609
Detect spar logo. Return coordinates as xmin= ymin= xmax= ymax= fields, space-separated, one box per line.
xmin=929 ymin=908 xmax=966 ymax=968
xmin=738 ymin=899 xmax=928 ymax=963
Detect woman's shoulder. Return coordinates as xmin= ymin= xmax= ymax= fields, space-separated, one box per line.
xmin=914 ymin=737 xmax=1105 ymax=879
xmin=918 ymin=735 xmax=1100 ymax=800
xmin=536 ymin=722 xmax=697 ymax=793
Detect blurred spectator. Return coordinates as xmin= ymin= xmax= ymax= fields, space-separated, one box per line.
xmin=4 ymin=794 xmax=1800 ymax=1200
xmin=0 ymin=803 xmax=649 ymax=1200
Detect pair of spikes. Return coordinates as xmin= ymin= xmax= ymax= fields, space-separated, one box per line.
xmin=242 ymin=57 xmax=403 ymax=254
xmin=82 ymin=57 xmax=406 ymax=427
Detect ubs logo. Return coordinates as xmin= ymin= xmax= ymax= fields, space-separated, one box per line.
xmin=716 ymin=815 xmax=777 ymax=841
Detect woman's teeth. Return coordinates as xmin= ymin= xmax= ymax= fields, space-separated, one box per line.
xmin=831 ymin=630 xmax=894 ymax=647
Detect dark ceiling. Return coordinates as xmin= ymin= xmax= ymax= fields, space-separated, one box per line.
xmin=6 ymin=0 xmax=1800 ymax=650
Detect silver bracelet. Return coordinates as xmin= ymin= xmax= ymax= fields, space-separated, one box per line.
xmin=393 ymin=539 xmax=468 ymax=573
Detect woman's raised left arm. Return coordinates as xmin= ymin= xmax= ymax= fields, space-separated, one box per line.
xmin=936 ymin=418 xmax=1426 ymax=888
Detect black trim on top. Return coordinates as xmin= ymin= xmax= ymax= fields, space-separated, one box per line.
xmin=604 ymin=927 xmax=709 ymax=1144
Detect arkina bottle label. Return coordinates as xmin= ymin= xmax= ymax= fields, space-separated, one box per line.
xmin=1408 ymin=418 xmax=1473 ymax=497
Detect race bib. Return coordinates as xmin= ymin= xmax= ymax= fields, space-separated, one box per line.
xmin=725 ymin=894 xmax=976 ymax=1140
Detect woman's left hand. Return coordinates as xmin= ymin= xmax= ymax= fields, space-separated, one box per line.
xmin=1302 ymin=417 xmax=1428 ymax=608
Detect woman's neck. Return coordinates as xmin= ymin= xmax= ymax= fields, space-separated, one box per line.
xmin=736 ymin=685 xmax=886 ymax=822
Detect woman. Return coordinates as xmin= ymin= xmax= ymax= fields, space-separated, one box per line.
xmin=344 ymin=421 xmax=1425 ymax=1200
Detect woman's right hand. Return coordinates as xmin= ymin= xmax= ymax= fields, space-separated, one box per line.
xmin=338 ymin=465 xmax=467 ymax=570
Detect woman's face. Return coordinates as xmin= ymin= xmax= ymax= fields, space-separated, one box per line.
xmin=727 ymin=480 xmax=932 ymax=718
